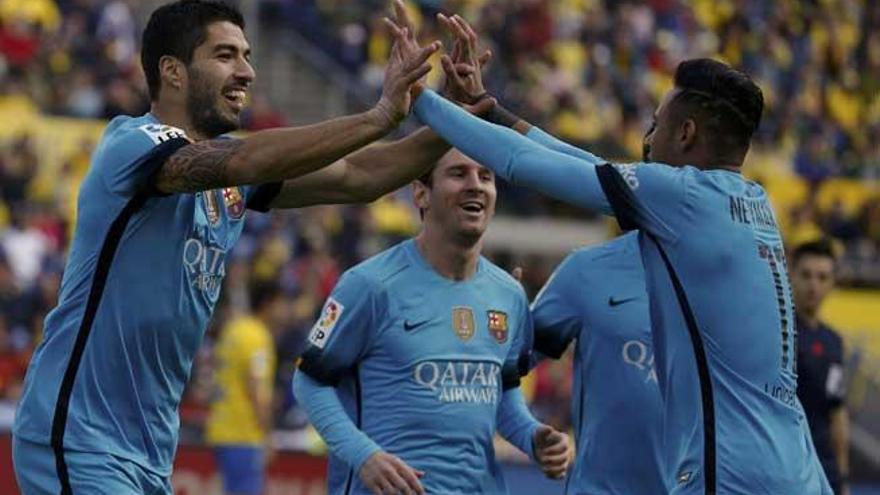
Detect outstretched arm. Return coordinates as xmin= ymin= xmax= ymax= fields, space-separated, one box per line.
xmin=154 ymin=14 xmax=440 ymax=195
xmin=413 ymin=88 xmax=612 ymax=214
xmin=266 ymin=98 xmax=493 ymax=209
xmin=436 ymin=12 xmax=603 ymax=165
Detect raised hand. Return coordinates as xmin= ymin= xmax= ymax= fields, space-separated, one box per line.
xmin=360 ymin=450 xmax=426 ymax=495
xmin=533 ymin=424 xmax=572 ymax=480
xmin=437 ymin=13 xmax=492 ymax=104
xmin=375 ymin=0 xmax=441 ymax=127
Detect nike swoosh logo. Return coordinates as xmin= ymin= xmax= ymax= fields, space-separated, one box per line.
xmin=608 ymin=296 xmax=637 ymax=307
xmin=403 ymin=320 xmax=430 ymax=332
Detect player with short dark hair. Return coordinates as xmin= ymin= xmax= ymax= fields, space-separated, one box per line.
xmin=10 ymin=0 xmax=491 ymax=492
xmin=294 ymin=149 xmax=571 ymax=495
xmin=791 ymin=240 xmax=850 ymax=495
xmin=408 ymin=15 xmax=832 ymax=491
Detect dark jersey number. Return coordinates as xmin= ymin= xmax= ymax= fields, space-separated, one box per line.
xmin=758 ymin=243 xmax=796 ymax=373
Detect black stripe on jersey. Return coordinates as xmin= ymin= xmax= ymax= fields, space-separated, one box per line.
xmin=344 ymin=369 xmax=363 ymax=495
xmin=534 ymin=330 xmax=570 ymax=360
xmin=246 ymin=181 xmax=283 ymax=212
xmin=595 ymin=163 xmax=640 ymax=231
xmin=596 ymin=162 xmax=717 ymax=494
xmin=141 ymin=137 xmax=191 ymax=196
xmin=50 ymin=189 xmax=153 ymax=494
xmin=651 ymin=237 xmax=717 ymax=494
xmin=298 ymin=347 xmax=342 ymax=386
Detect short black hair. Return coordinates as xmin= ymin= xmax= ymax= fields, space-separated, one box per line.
xmin=669 ymin=58 xmax=764 ymax=159
xmin=417 ymin=168 xmax=434 ymax=188
xmin=791 ymin=239 xmax=836 ymax=267
xmin=250 ymin=281 xmax=282 ymax=313
xmin=141 ymin=0 xmax=245 ymax=100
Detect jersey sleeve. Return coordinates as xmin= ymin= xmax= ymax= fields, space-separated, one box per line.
xmin=244 ymin=181 xmax=282 ymax=212
xmin=594 ymin=162 xmax=689 ymax=242
xmin=826 ymin=334 xmax=846 ymax=409
xmin=496 ymin=387 xmax=541 ymax=460
xmin=531 ymin=252 xmax=584 ymax=359
xmin=502 ymin=291 xmax=534 ymax=391
xmin=297 ymin=270 xmax=385 ymax=385
xmin=94 ymin=121 xmax=190 ymax=198
xmin=525 ymin=126 xmax=605 ymax=164
xmin=413 ymin=90 xmax=687 ymax=241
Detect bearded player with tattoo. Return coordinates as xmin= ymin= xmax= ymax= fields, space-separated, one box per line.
xmin=10 ymin=1 xmax=494 ymax=493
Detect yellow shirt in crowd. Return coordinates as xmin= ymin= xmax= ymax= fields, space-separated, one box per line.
xmin=205 ymin=315 xmax=276 ymax=446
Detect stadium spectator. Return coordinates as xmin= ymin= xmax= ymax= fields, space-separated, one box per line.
xmin=793 ymin=239 xmax=851 ymax=495
xmin=206 ymin=282 xmax=282 ymax=495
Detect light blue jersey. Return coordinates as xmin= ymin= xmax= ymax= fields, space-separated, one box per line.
xmin=414 ymin=90 xmax=832 ymax=495
xmin=297 ymin=239 xmax=534 ymax=495
xmin=14 ymin=114 xmax=278 ymax=479
xmin=532 ymin=232 xmax=665 ymax=495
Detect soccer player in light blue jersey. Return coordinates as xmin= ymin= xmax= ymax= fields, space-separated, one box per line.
xmin=10 ymin=0 xmax=497 ymax=493
xmin=408 ymin=21 xmax=832 ymax=493
xmin=293 ymin=149 xmax=572 ymax=495
xmin=532 ymin=232 xmax=665 ymax=495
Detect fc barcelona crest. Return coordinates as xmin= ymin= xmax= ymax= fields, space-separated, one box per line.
xmin=223 ymin=187 xmax=245 ymax=219
xmin=487 ymin=310 xmax=508 ymax=344
xmin=452 ymin=307 xmax=475 ymax=341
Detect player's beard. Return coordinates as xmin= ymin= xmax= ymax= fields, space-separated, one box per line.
xmin=186 ymin=66 xmax=240 ymax=138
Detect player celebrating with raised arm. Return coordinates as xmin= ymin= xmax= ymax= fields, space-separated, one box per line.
xmin=412 ymin=12 xmax=831 ymax=495
xmin=436 ymin=15 xmax=666 ymax=494
xmin=11 ymin=0 xmax=494 ymax=493
xmin=293 ymin=148 xmax=570 ymax=495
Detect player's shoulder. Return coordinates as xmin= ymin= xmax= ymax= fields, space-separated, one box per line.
xmin=617 ymin=160 xmax=700 ymax=177
xmin=224 ymin=316 xmax=264 ymax=343
xmin=819 ymin=322 xmax=844 ymax=347
xmin=101 ymin=114 xmax=157 ymax=142
xmin=345 ymin=240 xmax=414 ymax=289
xmin=480 ymin=259 xmax=528 ymax=301
xmin=575 ymin=231 xmax=638 ymax=260
xmin=562 ymin=232 xmax=640 ymax=275
xmin=98 ymin=114 xmax=188 ymax=153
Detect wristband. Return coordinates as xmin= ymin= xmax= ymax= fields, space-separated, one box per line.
xmin=485 ymin=102 xmax=520 ymax=128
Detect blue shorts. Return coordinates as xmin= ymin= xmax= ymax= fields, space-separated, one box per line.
xmin=12 ymin=435 xmax=171 ymax=495
xmin=214 ymin=445 xmax=265 ymax=495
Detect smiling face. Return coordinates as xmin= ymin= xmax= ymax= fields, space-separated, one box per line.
xmin=414 ymin=149 xmax=497 ymax=243
xmin=183 ymin=21 xmax=254 ymax=137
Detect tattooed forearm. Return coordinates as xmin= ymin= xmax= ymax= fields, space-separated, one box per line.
xmin=154 ymin=139 xmax=244 ymax=193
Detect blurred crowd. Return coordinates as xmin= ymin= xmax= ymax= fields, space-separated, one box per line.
xmin=288 ymin=0 xmax=880 ymax=179
xmin=285 ymin=0 xmax=880 ymax=275
xmin=0 ymin=0 xmax=879 ymax=438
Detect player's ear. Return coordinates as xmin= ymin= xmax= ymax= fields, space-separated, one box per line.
xmin=678 ymin=117 xmax=698 ymax=152
xmin=159 ymin=55 xmax=186 ymax=92
xmin=412 ymin=180 xmax=430 ymax=212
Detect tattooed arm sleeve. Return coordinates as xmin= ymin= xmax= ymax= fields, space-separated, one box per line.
xmin=154 ymin=107 xmax=398 ymax=194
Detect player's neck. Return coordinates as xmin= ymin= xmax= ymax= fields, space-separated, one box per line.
xmin=797 ymin=310 xmax=821 ymax=330
xmin=415 ymin=231 xmax=481 ymax=281
xmin=150 ymin=101 xmax=209 ymax=141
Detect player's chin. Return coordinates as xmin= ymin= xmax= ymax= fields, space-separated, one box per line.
xmin=455 ymin=222 xmax=487 ymax=239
